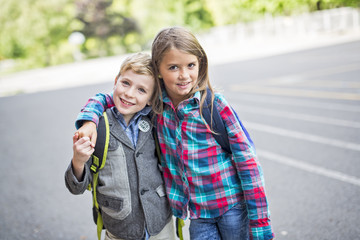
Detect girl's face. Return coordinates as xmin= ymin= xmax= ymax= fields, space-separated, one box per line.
xmin=158 ymin=48 xmax=199 ymax=107
xmin=113 ymin=69 xmax=154 ymax=124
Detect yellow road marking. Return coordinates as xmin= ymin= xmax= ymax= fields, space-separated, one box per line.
xmin=300 ymin=63 xmax=360 ymax=78
xmin=230 ymin=85 xmax=360 ymax=100
xmin=248 ymin=63 xmax=360 ymax=86
xmin=270 ymin=80 xmax=360 ymax=89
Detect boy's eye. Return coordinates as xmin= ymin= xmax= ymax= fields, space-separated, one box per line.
xmin=121 ymin=80 xmax=130 ymax=86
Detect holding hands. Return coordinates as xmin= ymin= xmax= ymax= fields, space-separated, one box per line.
xmin=72 ymin=130 xmax=95 ymax=180
xmin=72 ymin=133 xmax=94 ymax=164
xmin=76 ymin=121 xmax=97 ymax=147
xmin=71 ymin=121 xmax=97 ymax=180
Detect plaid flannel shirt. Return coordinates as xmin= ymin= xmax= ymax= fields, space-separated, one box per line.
xmin=76 ymin=91 xmax=274 ymax=240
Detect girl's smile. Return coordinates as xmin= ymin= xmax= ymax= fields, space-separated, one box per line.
xmin=158 ymin=48 xmax=199 ymax=107
xmin=177 ymin=81 xmax=191 ymax=89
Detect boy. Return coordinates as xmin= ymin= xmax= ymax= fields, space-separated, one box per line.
xmin=65 ymin=53 xmax=175 ymax=240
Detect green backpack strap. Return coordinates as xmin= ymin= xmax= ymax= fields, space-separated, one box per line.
xmin=176 ymin=218 xmax=185 ymax=240
xmin=89 ymin=111 xmax=110 ymax=240
xmin=153 ymin=129 xmax=184 ymax=240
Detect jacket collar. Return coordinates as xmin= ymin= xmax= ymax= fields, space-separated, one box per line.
xmin=106 ymin=109 xmax=153 ymax=150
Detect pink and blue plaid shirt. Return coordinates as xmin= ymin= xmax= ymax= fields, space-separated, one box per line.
xmin=76 ymin=91 xmax=274 ymax=240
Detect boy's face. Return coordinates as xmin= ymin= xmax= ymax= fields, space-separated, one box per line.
xmin=113 ymin=69 xmax=154 ymax=124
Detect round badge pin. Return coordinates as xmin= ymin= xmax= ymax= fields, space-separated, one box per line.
xmin=139 ymin=120 xmax=150 ymax=132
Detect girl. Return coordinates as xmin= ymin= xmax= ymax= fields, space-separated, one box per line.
xmin=76 ymin=27 xmax=274 ymax=240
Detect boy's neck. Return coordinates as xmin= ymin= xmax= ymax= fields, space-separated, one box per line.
xmin=112 ymin=106 xmax=151 ymax=127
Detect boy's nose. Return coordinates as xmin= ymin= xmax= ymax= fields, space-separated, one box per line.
xmin=125 ymin=87 xmax=135 ymax=97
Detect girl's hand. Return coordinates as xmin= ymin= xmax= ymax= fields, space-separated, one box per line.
xmin=72 ymin=133 xmax=94 ymax=180
xmin=76 ymin=121 xmax=97 ymax=147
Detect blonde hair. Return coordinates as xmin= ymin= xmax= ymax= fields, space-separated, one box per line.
xmin=115 ymin=52 xmax=159 ymax=108
xmin=151 ymin=27 xmax=215 ymax=126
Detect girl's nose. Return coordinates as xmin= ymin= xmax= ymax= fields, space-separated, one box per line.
xmin=179 ymin=68 xmax=189 ymax=79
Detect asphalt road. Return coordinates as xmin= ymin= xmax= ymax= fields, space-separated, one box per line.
xmin=1 ymin=40 xmax=359 ymax=240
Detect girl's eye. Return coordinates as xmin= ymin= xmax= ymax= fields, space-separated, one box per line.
xmin=188 ymin=63 xmax=195 ymax=68
xmin=169 ymin=65 xmax=178 ymax=70
xmin=138 ymin=88 xmax=146 ymax=93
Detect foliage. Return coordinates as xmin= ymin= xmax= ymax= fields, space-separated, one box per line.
xmin=0 ymin=0 xmax=359 ymax=73
xmin=74 ymin=0 xmax=140 ymax=57
xmin=0 ymin=0 xmax=75 ymax=70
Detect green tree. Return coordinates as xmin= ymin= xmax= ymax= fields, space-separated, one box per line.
xmin=183 ymin=0 xmax=214 ymax=29
xmin=74 ymin=0 xmax=140 ymax=56
xmin=0 ymin=0 xmax=75 ymax=69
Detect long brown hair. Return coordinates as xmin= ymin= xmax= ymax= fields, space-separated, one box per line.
xmin=151 ymin=26 xmax=215 ymax=126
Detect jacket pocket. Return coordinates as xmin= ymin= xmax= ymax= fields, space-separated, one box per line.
xmin=97 ymin=145 xmax=132 ymax=220
xmin=97 ymin=190 xmax=132 ymax=220
xmin=97 ymin=191 xmax=123 ymax=211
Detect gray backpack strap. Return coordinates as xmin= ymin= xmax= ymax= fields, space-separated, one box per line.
xmin=202 ymin=88 xmax=255 ymax=153
xmin=203 ymin=88 xmax=231 ymax=153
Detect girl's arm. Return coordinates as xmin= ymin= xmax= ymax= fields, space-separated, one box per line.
xmin=75 ymin=93 xmax=114 ymax=146
xmin=75 ymin=92 xmax=114 ymax=129
xmin=214 ymin=93 xmax=274 ymax=240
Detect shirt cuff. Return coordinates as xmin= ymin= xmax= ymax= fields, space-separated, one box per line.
xmin=75 ymin=111 xmax=100 ymax=129
xmin=250 ymin=224 xmax=274 ymax=240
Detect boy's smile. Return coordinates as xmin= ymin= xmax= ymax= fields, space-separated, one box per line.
xmin=113 ymin=69 xmax=154 ymax=125
xmin=120 ymin=98 xmax=135 ymax=107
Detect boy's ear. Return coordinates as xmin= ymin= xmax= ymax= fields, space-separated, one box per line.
xmin=114 ymin=77 xmax=119 ymax=89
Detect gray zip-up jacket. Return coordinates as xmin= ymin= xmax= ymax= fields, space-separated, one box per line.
xmin=65 ymin=109 xmax=172 ymax=239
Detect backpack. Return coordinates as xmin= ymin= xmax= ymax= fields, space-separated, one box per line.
xmin=203 ymin=88 xmax=255 ymax=152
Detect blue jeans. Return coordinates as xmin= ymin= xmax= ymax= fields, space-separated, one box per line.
xmin=189 ymin=202 xmax=249 ymax=240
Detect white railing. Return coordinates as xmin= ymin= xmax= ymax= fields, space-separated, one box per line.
xmin=198 ymin=7 xmax=360 ymax=46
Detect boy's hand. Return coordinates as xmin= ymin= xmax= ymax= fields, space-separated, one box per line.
xmin=76 ymin=121 xmax=97 ymax=147
xmin=72 ymin=133 xmax=94 ymax=180
xmin=72 ymin=133 xmax=94 ymax=164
